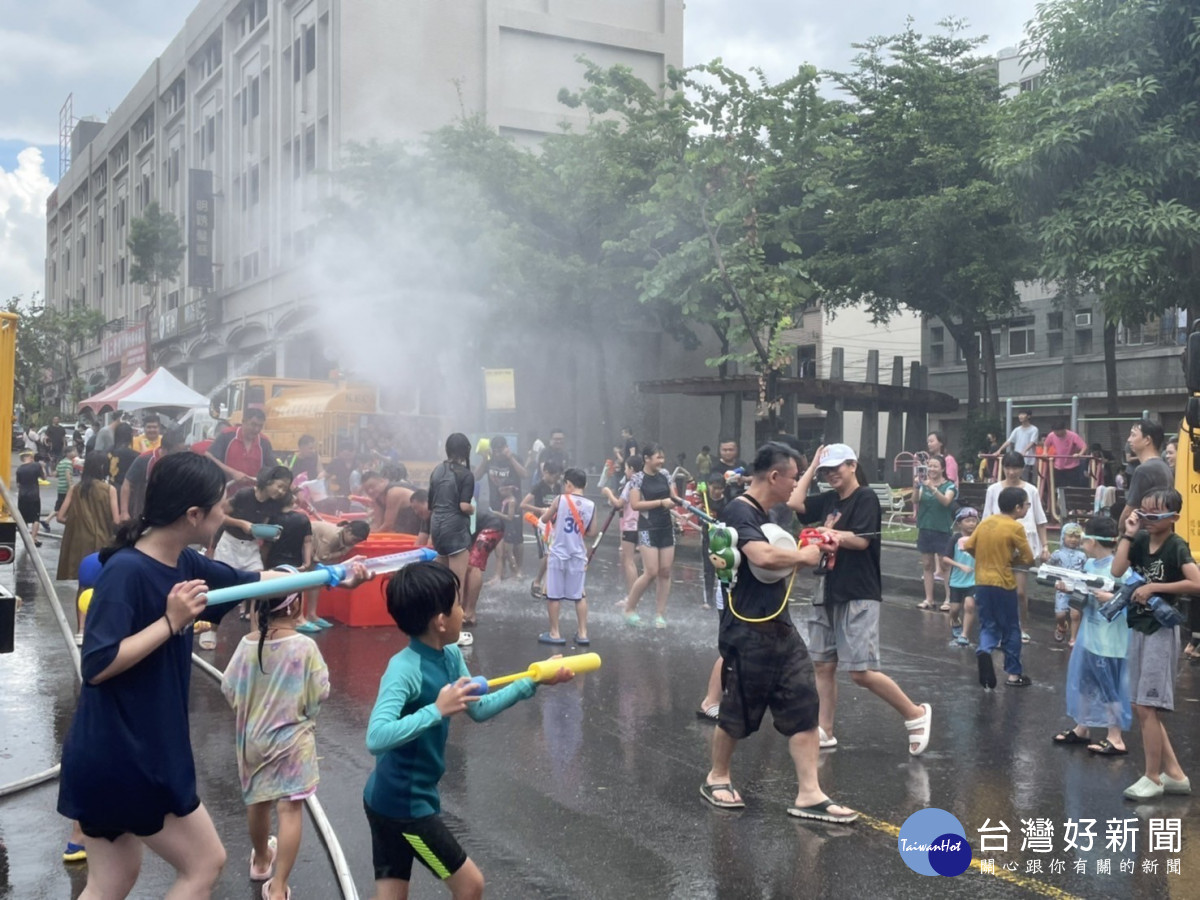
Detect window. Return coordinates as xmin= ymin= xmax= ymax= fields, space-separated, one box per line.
xmin=1019 ymin=75 xmax=1043 ymax=93
xmin=249 ymin=76 xmax=260 ymax=119
xmin=304 ymin=126 xmax=316 ymax=171
xmin=1047 ymin=312 xmax=1063 ymax=331
xmin=1075 ymin=328 xmax=1093 ymax=355
xmin=79 ymin=233 xmax=86 ymax=260
xmin=198 ymin=37 xmax=222 ymax=80
xmin=118 ymin=257 xmax=127 ymax=286
xmin=291 ymin=140 xmax=301 ymax=179
xmin=956 ymin=332 xmax=983 ymax=363
xmin=929 ymin=326 xmax=945 ymax=367
xmin=242 ymin=252 xmax=259 ymax=281
xmin=304 ymin=25 xmax=316 ymax=74
xmin=1008 ymin=318 xmax=1035 ymax=356
xmin=97 ymin=272 xmax=105 ymax=300
xmin=97 ymin=216 xmax=105 ymax=245
xmin=797 ymin=344 xmax=817 ymax=378
xmin=1046 ymin=312 xmax=1063 ymax=357
xmin=249 ymin=164 xmax=260 ymax=206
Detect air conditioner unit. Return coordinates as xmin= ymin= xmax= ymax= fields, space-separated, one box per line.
xmin=1075 ymin=312 xmax=1092 ymax=328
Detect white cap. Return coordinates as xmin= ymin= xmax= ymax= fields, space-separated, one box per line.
xmin=819 ymin=443 xmax=858 ymax=468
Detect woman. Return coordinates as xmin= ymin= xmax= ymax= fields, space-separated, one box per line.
xmin=56 ymin=453 xmax=366 ymax=898
xmin=1164 ymin=438 xmax=1178 ymax=475
xmin=214 ymin=465 xmax=292 ymax=621
xmin=600 ymin=455 xmax=644 ymax=598
xmin=428 ymin=432 xmax=475 ymax=587
xmin=926 ymin=431 xmax=958 ymax=482
xmin=360 ymin=470 xmax=415 ymax=533
xmin=621 ymin=443 xmax=680 ymax=628
xmin=913 ymin=456 xmax=957 ymax=611
xmin=982 ymin=450 xmax=1050 ymax=642
xmin=56 ymin=451 xmax=119 ymax=581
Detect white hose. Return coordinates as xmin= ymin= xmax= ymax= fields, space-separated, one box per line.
xmin=191 ymin=652 xmax=360 ymax=900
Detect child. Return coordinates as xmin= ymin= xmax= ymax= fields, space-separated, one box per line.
xmin=1112 ymin=488 xmax=1200 ymax=800
xmin=521 ymin=459 xmax=563 ymax=598
xmin=695 ymin=445 xmax=712 ymax=480
xmin=963 ymin=486 xmax=1034 ymax=688
xmin=538 ymin=468 xmax=598 ymax=645
xmin=221 ymin=588 xmax=329 ymax=900
xmin=55 ymin=445 xmax=77 ymax=515
xmin=699 ymin=477 xmax=728 ymax=610
xmin=304 ymin=519 xmax=371 ymax=631
xmin=1048 ymin=523 xmax=1087 ymax=644
xmin=601 ymin=455 xmax=643 ymax=600
xmin=1053 ymin=515 xmax=1131 ymax=756
xmin=944 ymin=507 xmax=978 ymax=646
xmin=494 ymin=484 xmax=519 ymax=582
xmin=460 ymin=504 xmax=509 ymax=641
xmin=263 ymin=496 xmax=316 ymax=633
xmin=363 ymin=563 xmax=572 ymax=900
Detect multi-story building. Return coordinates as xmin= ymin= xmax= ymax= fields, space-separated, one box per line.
xmin=44 ymin=0 xmax=683 ymax=404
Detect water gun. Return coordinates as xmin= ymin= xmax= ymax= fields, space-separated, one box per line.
xmin=798 ymin=528 xmax=838 ymax=573
xmin=1035 ymin=564 xmax=1114 ymax=607
xmin=707 ymin=523 xmax=741 ymax=586
xmin=1098 ymin=571 xmax=1185 ymax=627
xmin=202 ymin=548 xmax=437 ymax=606
xmin=465 ymin=652 xmax=601 ymax=695
xmin=524 ymin=511 xmax=551 ymax=541
xmin=722 ymin=467 xmax=745 ymax=483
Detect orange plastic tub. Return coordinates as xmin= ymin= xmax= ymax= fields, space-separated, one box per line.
xmin=319 ymin=532 xmax=422 ymax=627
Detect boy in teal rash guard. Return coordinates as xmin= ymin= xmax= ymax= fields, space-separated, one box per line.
xmin=363 ymin=562 xmax=572 ymax=899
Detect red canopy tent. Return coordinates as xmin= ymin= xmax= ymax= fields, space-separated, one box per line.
xmin=77 ymin=368 xmax=149 ymax=415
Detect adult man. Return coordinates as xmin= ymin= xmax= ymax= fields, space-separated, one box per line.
xmin=206 ymin=408 xmax=275 ymax=493
xmin=288 ymin=434 xmax=322 ymax=481
xmin=44 ymin=416 xmax=67 ymax=466
xmin=92 ymin=417 xmax=121 ymax=453
xmin=1119 ymin=419 xmax=1172 ymax=523
xmin=711 ymin=438 xmax=749 ymax=497
xmin=1043 ymin=420 xmax=1088 ymax=488
xmin=107 ymin=423 xmax=140 ymax=490
xmin=121 ymin=427 xmax=188 ymax=522
xmin=997 ymin=410 xmax=1039 ymax=484
xmin=476 ymin=435 xmax=526 ymax=512
xmin=790 ymin=443 xmax=933 ymax=756
xmin=701 ymin=442 xmax=856 ymax=823
xmin=131 ymin=414 xmax=162 ymax=453
xmin=613 ymin=426 xmax=638 ymax=463
xmin=539 ymin=428 xmax=570 ymax=471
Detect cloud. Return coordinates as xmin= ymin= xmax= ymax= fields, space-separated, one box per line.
xmin=0 ymin=147 xmax=54 ymax=300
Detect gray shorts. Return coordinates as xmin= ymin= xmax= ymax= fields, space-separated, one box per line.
xmin=1127 ymin=626 xmax=1179 ymax=710
xmin=546 ymin=557 xmax=586 ymax=601
xmin=800 ymin=599 xmax=880 ymax=671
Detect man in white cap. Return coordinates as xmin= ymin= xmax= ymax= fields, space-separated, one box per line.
xmin=789 ymin=443 xmax=933 ymax=756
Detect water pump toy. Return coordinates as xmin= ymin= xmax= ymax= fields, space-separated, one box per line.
xmin=1098 ymin=571 xmax=1185 ymax=627
xmin=466 ymin=652 xmax=601 ymax=695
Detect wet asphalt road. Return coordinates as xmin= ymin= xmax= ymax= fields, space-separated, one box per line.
xmin=0 ymin=489 xmax=1197 ymax=899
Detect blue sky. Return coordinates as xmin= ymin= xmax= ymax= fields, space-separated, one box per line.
xmin=0 ymin=0 xmax=1042 ymax=302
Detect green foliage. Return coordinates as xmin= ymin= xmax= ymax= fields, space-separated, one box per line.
xmin=990 ymin=0 xmax=1200 ymax=321
xmin=815 ymin=21 xmax=1033 ymax=412
xmin=961 ymin=411 xmax=1004 ymax=457
xmin=128 ymin=202 xmax=186 ymax=297
xmin=6 ymin=294 xmax=106 ymax=410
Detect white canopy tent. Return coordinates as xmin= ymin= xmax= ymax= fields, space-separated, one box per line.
xmin=116 ymin=368 xmax=211 ymax=411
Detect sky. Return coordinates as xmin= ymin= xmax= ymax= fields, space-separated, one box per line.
xmin=0 ymin=0 xmax=1042 ymax=304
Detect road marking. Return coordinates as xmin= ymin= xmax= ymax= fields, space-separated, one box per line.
xmin=855 ymin=812 xmax=1085 ymax=899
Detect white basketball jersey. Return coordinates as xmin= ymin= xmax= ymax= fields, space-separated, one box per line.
xmin=549 ymin=494 xmax=594 ymax=561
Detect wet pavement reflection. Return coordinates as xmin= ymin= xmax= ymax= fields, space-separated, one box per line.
xmin=0 ymin=514 xmax=1196 ymax=899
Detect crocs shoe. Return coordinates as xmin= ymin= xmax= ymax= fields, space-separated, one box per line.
xmin=457 ymin=632 xmax=475 ymax=647
xmin=624 ymin=613 xmax=644 ymax=627
xmin=250 ymin=835 xmax=277 ymax=881
xmin=818 ymin=726 xmax=838 ymax=749
xmin=313 ymin=617 xmax=333 ymax=629
xmin=654 ymin=615 xmax=667 ymax=629
xmin=296 ymin=622 xmax=321 ymax=634
xmin=62 ymin=841 xmax=87 ymax=863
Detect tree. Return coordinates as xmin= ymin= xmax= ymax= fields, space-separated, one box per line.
xmin=6 ymin=295 xmax=105 ymax=413
xmin=815 ymin=21 xmax=1033 ymax=419
xmin=990 ymin=0 xmax=1200 ymax=444
xmin=569 ymin=61 xmax=848 ymax=443
xmin=128 ymin=201 xmax=186 ymax=320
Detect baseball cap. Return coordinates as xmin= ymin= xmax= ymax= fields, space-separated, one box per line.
xmin=955 ymin=507 xmax=980 ymax=522
xmin=818 ymin=444 xmax=858 ymax=468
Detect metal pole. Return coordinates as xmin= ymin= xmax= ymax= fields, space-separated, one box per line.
xmin=1070 ymin=396 xmax=1079 ymax=434
xmin=1005 ymin=398 xmax=1013 ymax=436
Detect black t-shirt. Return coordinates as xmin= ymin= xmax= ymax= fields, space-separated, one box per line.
xmin=475 ymin=508 xmax=506 ymax=535
xmin=637 ymin=471 xmax=673 ymax=530
xmin=1126 ymin=532 xmax=1195 ymax=635
xmin=712 ymin=458 xmax=749 ymax=497
xmin=538 ymin=446 xmax=569 ymax=472
xmin=108 ymin=447 xmax=140 ymax=487
xmin=720 ymin=494 xmax=792 ymax=626
xmin=264 ymin=510 xmax=313 ymax=569
xmin=290 ymin=453 xmax=320 ymax=481
xmin=622 ymin=438 xmax=639 ymax=459
xmin=801 ymin=486 xmax=882 ymax=602
xmin=220 ymin=487 xmax=284 ymax=542
xmin=528 ymin=478 xmax=561 ymax=511
xmin=1126 ymin=458 xmax=1172 ymax=511
xmin=45 ymin=424 xmax=66 ymax=453
xmin=429 ymin=461 xmax=474 ymax=534
xmin=15 ymin=462 xmax=41 ymax=500
xmin=486 ymin=457 xmax=522 ymax=512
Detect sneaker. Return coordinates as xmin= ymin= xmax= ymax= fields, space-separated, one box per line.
xmin=62 ymin=842 xmax=87 ymax=863
xmin=654 ymin=615 xmax=667 ymax=629
xmin=1123 ymin=775 xmax=1164 ymax=801
xmin=313 ymin=617 xmax=333 ymax=629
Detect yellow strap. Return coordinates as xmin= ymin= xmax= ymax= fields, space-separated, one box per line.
xmin=728 ymin=566 xmax=798 ymax=623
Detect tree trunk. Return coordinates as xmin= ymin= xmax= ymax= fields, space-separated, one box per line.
xmin=592 ymin=330 xmax=615 ymax=460
xmin=980 ymin=322 xmax=999 ymax=421
xmin=943 ymin=318 xmax=981 ymax=412
xmin=1103 ymin=319 xmax=1121 ymax=454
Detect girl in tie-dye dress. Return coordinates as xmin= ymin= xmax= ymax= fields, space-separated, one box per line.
xmin=222 ymin=588 xmax=329 ymax=900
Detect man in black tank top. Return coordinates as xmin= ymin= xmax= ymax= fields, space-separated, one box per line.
xmin=700 ymin=443 xmax=857 ymax=824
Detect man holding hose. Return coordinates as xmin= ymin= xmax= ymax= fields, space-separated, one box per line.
xmin=700 ymin=442 xmax=857 ymax=823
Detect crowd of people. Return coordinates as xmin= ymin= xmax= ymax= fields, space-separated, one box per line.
xmin=10 ymin=404 xmax=1196 ymax=898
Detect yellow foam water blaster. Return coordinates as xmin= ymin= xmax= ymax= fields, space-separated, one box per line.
xmin=77 ymin=588 xmax=93 ymax=616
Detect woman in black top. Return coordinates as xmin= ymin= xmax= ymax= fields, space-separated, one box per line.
xmin=622 ymin=443 xmax=681 ymax=628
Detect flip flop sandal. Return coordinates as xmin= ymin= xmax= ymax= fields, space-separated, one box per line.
xmin=1005 ymin=675 xmax=1032 ymax=687
xmin=1088 ymin=739 xmax=1128 ymax=756
xmin=787 ymin=799 xmax=858 ymax=824
xmin=573 ymin=634 xmax=591 ymax=646
xmin=700 ymin=782 xmax=745 ymax=809
xmin=917 ymin=602 xmax=935 ymax=610
xmin=1054 ymin=627 xmax=1066 ymax=643
xmin=250 ymin=836 xmax=277 ymax=881
xmin=262 ymin=881 xmax=291 ymax=900
xmin=905 ymin=702 xmax=932 ymax=756
xmin=1053 ymin=729 xmax=1090 ymax=745
xmin=939 ymin=603 xmax=951 ymax=612
xmin=696 ymin=703 xmax=720 ymax=721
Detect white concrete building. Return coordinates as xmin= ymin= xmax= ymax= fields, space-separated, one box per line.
xmin=44 ymin=0 xmax=683 ymax=402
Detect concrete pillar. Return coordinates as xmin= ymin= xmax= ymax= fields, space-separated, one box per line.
xmin=859 ymin=349 xmax=880 ymax=482
xmin=904 ymin=361 xmax=928 ymax=454
xmin=719 ymin=391 xmax=742 ymax=445
xmin=824 ymin=348 xmax=844 ymax=444
xmin=885 ymin=356 xmax=905 ymax=485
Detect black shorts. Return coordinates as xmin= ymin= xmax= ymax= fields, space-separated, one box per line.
xmin=621 ymin=529 xmax=638 ymax=544
xmin=503 ymin=516 xmax=522 ymax=544
xmin=17 ymin=496 xmax=40 ymax=525
xmin=948 ymin=586 xmax=973 ymax=605
xmin=716 ymin=621 xmax=819 ymax=739
xmin=638 ymin=527 xmax=674 ymax=549
xmin=364 ymin=803 xmax=467 ymax=882
xmin=917 ymin=529 xmax=950 ymax=555
xmin=79 ymin=794 xmax=201 ymax=842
